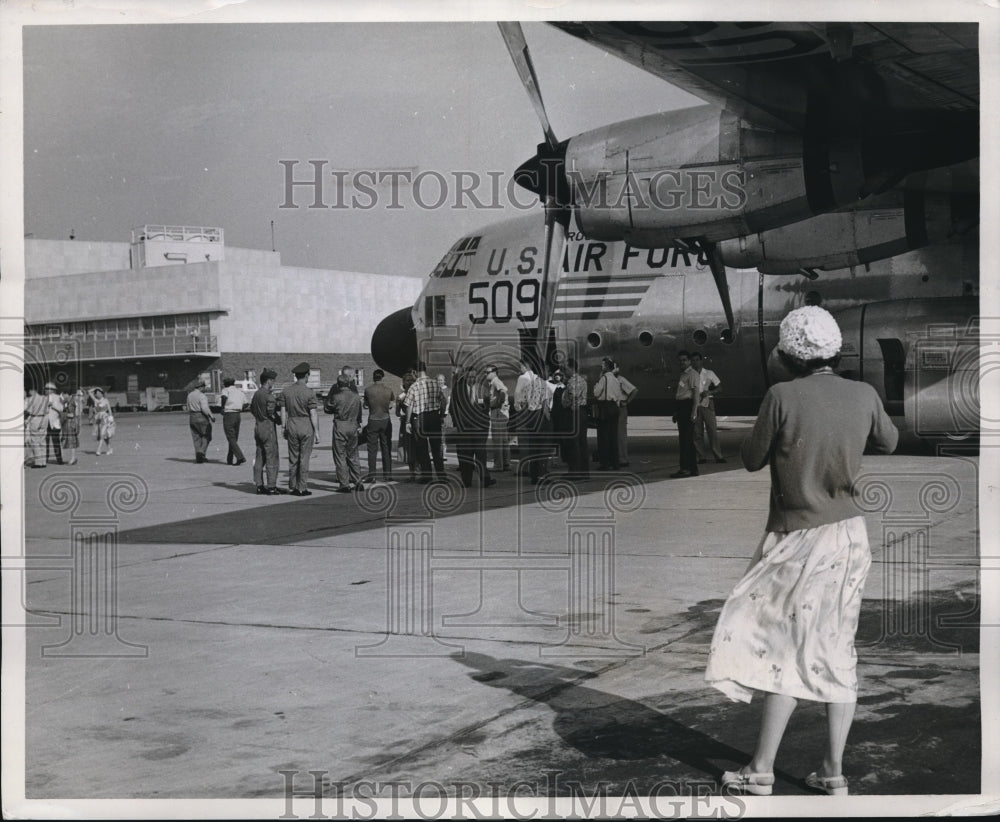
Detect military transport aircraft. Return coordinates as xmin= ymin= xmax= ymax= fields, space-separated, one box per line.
xmin=371 ymin=21 xmax=979 ymax=439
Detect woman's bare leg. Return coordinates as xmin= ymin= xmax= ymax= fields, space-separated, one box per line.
xmin=821 ymin=701 xmax=855 ymax=777
xmin=748 ymin=692 xmax=797 ymax=773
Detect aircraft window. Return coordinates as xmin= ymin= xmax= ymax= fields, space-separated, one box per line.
xmin=720 ymin=328 xmax=735 ymax=345
xmin=805 ymin=291 xmax=822 ymax=306
xmin=424 ymin=295 xmax=447 ymax=327
xmin=692 ymin=329 xmax=708 ymax=346
xmin=587 ymin=332 xmax=602 ymax=348
xmin=638 ymin=331 xmax=653 ymax=347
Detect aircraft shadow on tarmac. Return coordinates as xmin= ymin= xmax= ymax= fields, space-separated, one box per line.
xmin=113 ymin=453 xmax=744 ymax=546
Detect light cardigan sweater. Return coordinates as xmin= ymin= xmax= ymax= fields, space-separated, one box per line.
xmin=741 ymin=372 xmax=899 ymax=532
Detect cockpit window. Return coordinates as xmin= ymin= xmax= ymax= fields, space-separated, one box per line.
xmin=430 ymin=235 xmax=480 ymax=278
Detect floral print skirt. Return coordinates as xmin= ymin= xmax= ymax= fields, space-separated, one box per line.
xmin=705 ymin=516 xmax=871 ymax=704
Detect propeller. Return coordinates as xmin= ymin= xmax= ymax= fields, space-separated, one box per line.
xmin=499 ymin=23 xmax=735 ymax=345
xmin=498 ymin=22 xmax=571 ymax=371
xmin=700 ymin=239 xmax=736 ymax=334
xmin=677 ymin=237 xmax=735 ymax=333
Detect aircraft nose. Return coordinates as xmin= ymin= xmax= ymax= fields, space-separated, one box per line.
xmin=371 ymin=307 xmax=417 ymax=377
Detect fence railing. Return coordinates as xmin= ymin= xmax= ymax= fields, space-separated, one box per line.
xmin=29 ymin=334 xmax=218 ymax=362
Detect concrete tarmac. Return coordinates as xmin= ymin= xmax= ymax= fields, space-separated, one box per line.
xmin=12 ymin=411 xmax=986 ymax=813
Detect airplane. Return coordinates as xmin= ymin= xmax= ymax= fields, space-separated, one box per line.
xmin=371 ymin=21 xmax=979 ymax=441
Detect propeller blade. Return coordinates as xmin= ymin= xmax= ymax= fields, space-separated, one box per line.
xmin=535 ymin=197 xmax=571 ymax=369
xmin=703 ymin=239 xmax=736 ymax=332
xmin=497 ymin=22 xmax=559 ymax=151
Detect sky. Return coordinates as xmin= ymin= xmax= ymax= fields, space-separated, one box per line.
xmin=21 ymin=19 xmax=699 ymax=278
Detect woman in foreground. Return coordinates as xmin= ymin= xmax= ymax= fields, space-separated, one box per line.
xmin=705 ymin=306 xmax=899 ymax=796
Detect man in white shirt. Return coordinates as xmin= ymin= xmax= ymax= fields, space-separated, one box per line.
xmin=691 ymin=352 xmax=725 ymax=463
xmin=513 ymin=357 xmax=546 ymax=483
xmin=44 ymin=382 xmax=64 ymax=465
xmin=613 ymin=365 xmax=638 ymax=467
xmin=220 ymin=377 xmax=247 ymax=466
xmin=671 ymin=351 xmax=699 ymax=478
xmin=593 ymin=357 xmax=625 ymax=469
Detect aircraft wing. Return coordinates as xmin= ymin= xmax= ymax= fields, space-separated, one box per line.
xmin=549 ymin=22 xmax=978 ymax=133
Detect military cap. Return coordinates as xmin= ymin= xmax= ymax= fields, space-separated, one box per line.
xmin=260 ymin=368 xmax=278 ymax=381
xmin=292 ymin=361 xmax=310 ymax=376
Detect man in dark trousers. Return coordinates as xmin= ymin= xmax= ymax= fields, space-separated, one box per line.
xmin=250 ymin=369 xmax=286 ymax=495
xmin=220 ymin=376 xmax=247 ymax=466
xmin=561 ymin=358 xmax=590 ymax=478
xmin=404 ymin=361 xmax=446 ymax=483
xmin=451 ymin=364 xmax=495 ymax=489
xmin=327 ymin=373 xmax=364 ymax=492
xmin=362 ymin=368 xmax=394 ymax=482
xmin=512 ymin=356 xmax=546 ymax=484
xmin=671 ymin=350 xmax=700 ymax=478
xmin=186 ymin=378 xmax=215 ymax=463
xmin=279 ymin=362 xmax=320 ymax=496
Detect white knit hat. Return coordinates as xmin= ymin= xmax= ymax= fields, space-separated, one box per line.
xmin=778 ymin=306 xmax=842 ymax=361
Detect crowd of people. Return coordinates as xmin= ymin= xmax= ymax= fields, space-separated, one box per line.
xmin=23 ymin=382 xmax=114 ymax=467
xmin=22 ymin=305 xmax=901 ymax=796
xmin=23 ymin=350 xmax=723 ymax=483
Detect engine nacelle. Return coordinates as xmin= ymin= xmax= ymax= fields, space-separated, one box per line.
xmin=567 ymin=105 xmax=868 ymax=246
xmin=718 ymin=190 xmax=977 ymax=274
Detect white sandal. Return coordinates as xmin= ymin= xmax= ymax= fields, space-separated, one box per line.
xmin=720 ymin=769 xmax=774 ymax=796
xmin=805 ymin=771 xmax=849 ymax=796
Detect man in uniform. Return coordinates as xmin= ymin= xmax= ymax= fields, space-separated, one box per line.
xmin=279 ymin=362 xmax=320 ymax=496
xmin=250 ymin=368 xmax=286 ymax=495
xmin=186 ymin=378 xmax=215 ymax=463
xmin=362 ymin=368 xmax=394 ymax=482
xmin=328 ymin=372 xmax=364 ymax=492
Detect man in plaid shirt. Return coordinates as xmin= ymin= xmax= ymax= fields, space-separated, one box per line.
xmin=560 ymin=357 xmax=590 ymax=478
xmin=404 ymin=362 xmax=446 ymax=483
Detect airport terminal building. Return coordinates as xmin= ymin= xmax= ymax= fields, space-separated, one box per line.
xmin=23 ymin=225 xmax=422 ymax=405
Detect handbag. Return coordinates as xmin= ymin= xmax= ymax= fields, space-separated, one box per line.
xmin=359 ymin=424 xmax=369 ymax=444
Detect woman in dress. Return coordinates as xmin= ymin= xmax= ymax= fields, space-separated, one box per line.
xmin=705 ymin=306 xmax=898 ymax=796
xmin=59 ymin=389 xmax=82 ymax=464
xmin=93 ymin=388 xmax=115 ymax=455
